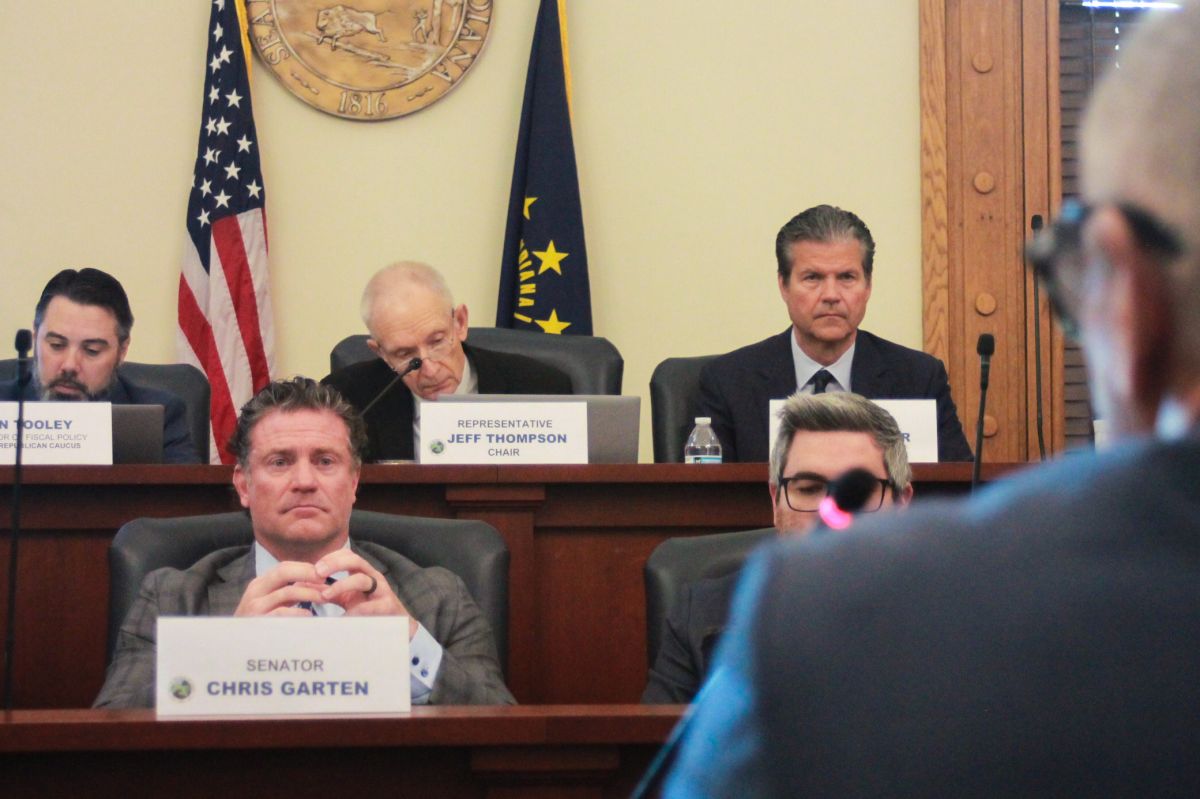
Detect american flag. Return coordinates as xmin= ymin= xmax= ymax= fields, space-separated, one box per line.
xmin=179 ymin=0 xmax=274 ymax=463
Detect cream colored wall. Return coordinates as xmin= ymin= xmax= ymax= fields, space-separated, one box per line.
xmin=0 ymin=2 xmax=919 ymax=461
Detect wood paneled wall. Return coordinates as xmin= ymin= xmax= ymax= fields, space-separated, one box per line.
xmin=921 ymin=0 xmax=1064 ymax=462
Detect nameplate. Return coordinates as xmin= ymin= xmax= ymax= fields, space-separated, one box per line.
xmin=419 ymin=400 xmax=588 ymax=464
xmin=0 ymin=401 xmax=112 ymax=465
xmin=156 ymin=617 xmax=410 ymax=717
xmin=767 ymin=398 xmax=939 ymax=463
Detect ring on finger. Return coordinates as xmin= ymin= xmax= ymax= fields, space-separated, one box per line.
xmin=364 ymin=574 xmax=378 ymax=596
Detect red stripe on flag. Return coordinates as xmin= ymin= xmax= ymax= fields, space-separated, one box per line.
xmin=212 ymin=214 xmax=270 ymax=390
xmin=178 ymin=275 xmax=239 ymax=464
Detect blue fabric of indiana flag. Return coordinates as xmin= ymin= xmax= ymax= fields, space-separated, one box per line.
xmin=497 ymin=0 xmax=592 ymax=335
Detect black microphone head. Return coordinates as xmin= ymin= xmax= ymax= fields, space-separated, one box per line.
xmin=977 ymin=333 xmax=995 ymax=357
xmin=1031 ymin=214 xmax=1043 ymax=232
xmin=14 ymin=329 xmax=32 ymax=355
xmin=406 ymin=357 xmax=422 ymax=373
xmin=829 ymin=468 xmax=879 ymax=514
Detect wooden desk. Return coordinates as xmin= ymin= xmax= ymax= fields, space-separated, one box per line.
xmin=0 ymin=705 xmax=683 ymax=798
xmin=0 ymin=462 xmax=1022 ymax=708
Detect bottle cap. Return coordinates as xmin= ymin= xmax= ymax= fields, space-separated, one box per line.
xmin=695 ymin=417 xmax=711 ymax=424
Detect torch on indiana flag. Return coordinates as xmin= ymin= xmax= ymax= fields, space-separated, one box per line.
xmin=497 ymin=0 xmax=592 ymax=335
xmin=178 ymin=0 xmax=274 ymax=463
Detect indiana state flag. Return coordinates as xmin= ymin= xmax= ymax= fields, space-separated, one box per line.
xmin=497 ymin=0 xmax=592 ymax=335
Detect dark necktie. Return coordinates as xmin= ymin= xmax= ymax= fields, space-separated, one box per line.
xmin=298 ymin=576 xmax=338 ymax=616
xmin=810 ymin=369 xmax=834 ymax=394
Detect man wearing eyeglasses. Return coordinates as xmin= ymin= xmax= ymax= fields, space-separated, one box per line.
xmin=662 ymin=5 xmax=1200 ymax=795
xmin=642 ymin=392 xmax=911 ymax=703
xmin=323 ymin=262 xmax=571 ymax=462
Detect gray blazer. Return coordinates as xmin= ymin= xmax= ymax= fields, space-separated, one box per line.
xmin=94 ymin=540 xmax=515 ymax=708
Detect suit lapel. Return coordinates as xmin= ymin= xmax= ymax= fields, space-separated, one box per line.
xmin=210 ymin=550 xmax=254 ymax=614
xmin=759 ymin=329 xmax=799 ymax=399
xmin=849 ymin=331 xmax=889 ymax=397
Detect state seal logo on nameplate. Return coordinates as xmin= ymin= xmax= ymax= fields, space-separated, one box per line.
xmin=246 ymin=1 xmax=493 ymax=120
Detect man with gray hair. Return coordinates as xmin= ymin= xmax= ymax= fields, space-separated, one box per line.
xmin=697 ymin=204 xmax=971 ymax=462
xmin=642 ymin=392 xmax=912 ymax=703
xmin=664 ymin=4 xmax=1200 ymax=794
xmin=323 ymin=262 xmax=570 ymax=461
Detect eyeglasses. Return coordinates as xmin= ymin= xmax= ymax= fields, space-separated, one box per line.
xmin=1025 ymin=199 xmax=1184 ymax=339
xmin=776 ymin=471 xmax=894 ymax=513
xmin=381 ymin=317 xmax=460 ymax=372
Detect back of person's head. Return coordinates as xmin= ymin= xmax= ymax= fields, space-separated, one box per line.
xmin=34 ymin=268 xmax=134 ymax=342
xmin=229 ymin=377 xmax=368 ymax=468
xmin=1082 ymin=2 xmax=1200 ymax=375
xmin=768 ymin=391 xmax=911 ymax=493
xmin=359 ymin=261 xmax=454 ymax=334
xmin=775 ymin=205 xmax=876 ymax=282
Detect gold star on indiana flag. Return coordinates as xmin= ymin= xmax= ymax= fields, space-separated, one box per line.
xmin=535 ymin=309 xmax=571 ymax=334
xmin=533 ymin=240 xmax=568 ymax=275
xmin=523 ymin=196 xmax=538 ymax=219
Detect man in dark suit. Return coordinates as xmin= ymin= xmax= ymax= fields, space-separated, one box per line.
xmin=95 ymin=377 xmax=514 ymax=708
xmin=323 ymin=261 xmax=571 ymax=461
xmin=664 ymin=6 xmax=1200 ymax=795
xmin=0 ymin=268 xmax=198 ymax=463
xmin=697 ymin=205 xmax=971 ymax=462
xmin=642 ymin=392 xmax=911 ymax=703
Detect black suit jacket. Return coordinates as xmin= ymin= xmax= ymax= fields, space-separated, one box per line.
xmin=0 ymin=372 xmax=199 ymax=464
xmin=323 ymin=343 xmax=572 ymax=462
xmin=665 ymin=436 xmax=1200 ymax=796
xmin=697 ymin=328 xmax=972 ymax=462
xmin=642 ymin=571 xmax=738 ymax=704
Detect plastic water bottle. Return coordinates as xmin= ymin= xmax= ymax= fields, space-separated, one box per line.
xmin=683 ymin=417 xmax=723 ymax=464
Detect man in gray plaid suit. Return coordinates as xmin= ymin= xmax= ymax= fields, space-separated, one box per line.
xmin=94 ymin=377 xmax=514 ymax=708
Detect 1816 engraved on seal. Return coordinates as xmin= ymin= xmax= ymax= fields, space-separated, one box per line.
xmin=246 ymin=1 xmax=493 ymax=120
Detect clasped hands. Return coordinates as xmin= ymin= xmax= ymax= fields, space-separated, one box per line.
xmin=234 ymin=549 xmax=419 ymax=639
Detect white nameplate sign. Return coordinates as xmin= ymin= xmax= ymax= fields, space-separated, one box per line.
xmin=767 ymin=397 xmax=939 ymax=463
xmin=0 ymin=401 xmax=112 ymax=465
xmin=156 ymin=617 xmax=410 ymax=717
xmin=419 ymin=400 xmax=588 ymax=464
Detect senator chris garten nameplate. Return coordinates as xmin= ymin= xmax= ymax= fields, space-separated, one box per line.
xmin=156 ymin=617 xmax=410 ymax=717
xmin=419 ymin=400 xmax=588 ymax=464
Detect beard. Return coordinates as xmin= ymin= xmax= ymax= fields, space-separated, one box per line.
xmin=34 ymin=360 xmax=116 ymax=402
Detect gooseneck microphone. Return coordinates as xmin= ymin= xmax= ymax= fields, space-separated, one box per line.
xmin=1031 ymin=215 xmax=1047 ymax=461
xmin=972 ymin=333 xmax=995 ymax=492
xmin=360 ymin=357 xmax=422 ymax=416
xmin=818 ymin=468 xmax=880 ymax=530
xmin=5 ymin=329 xmax=33 ymax=711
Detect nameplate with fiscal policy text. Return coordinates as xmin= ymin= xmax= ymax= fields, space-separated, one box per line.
xmin=157 ymin=617 xmax=410 ymax=717
xmin=0 ymin=401 xmax=112 ymax=465
xmin=419 ymin=400 xmax=588 ymax=464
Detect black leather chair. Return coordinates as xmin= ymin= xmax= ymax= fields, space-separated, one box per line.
xmin=329 ymin=327 xmax=625 ymax=395
xmin=649 ymin=354 xmax=718 ymax=462
xmin=107 ymin=510 xmax=510 ymax=673
xmin=0 ymin=359 xmax=212 ymax=463
xmin=643 ymin=527 xmax=774 ymax=667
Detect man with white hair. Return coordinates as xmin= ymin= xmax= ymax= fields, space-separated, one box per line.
xmin=662 ymin=4 xmax=1200 ymax=795
xmin=323 ymin=262 xmax=571 ymax=461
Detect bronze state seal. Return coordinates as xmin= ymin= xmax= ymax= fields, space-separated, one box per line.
xmin=246 ymin=1 xmax=493 ymax=120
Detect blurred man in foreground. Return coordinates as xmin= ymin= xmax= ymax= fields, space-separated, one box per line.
xmin=664 ymin=4 xmax=1200 ymax=795
xmin=642 ymin=392 xmax=911 ymax=703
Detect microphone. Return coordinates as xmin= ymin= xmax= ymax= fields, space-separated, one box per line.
xmin=14 ymin=329 xmax=32 ymax=386
xmin=360 ymin=357 xmax=421 ymax=416
xmin=972 ymin=333 xmax=995 ymax=491
xmin=818 ymin=468 xmax=880 ymax=530
xmin=5 ymin=329 xmax=34 ymax=710
xmin=1031 ymin=215 xmax=1047 ymax=461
